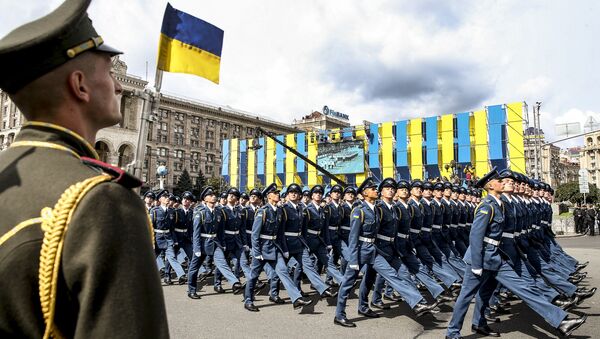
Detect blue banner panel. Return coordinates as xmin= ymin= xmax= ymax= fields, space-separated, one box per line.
xmin=369 ymin=124 xmax=381 ymax=180
xmin=456 ymin=112 xmax=471 ymax=164
xmin=239 ymin=140 xmax=247 ymax=192
xmin=395 ymin=121 xmax=410 ymax=179
xmin=276 ymin=135 xmax=285 ymax=184
xmin=221 ymin=139 xmax=229 ymax=183
xmin=296 ymin=133 xmax=307 ymax=185
xmin=425 ymin=117 xmax=438 ymax=165
xmin=488 ymin=105 xmax=506 ymax=160
xmin=256 ymin=137 xmax=265 ymax=186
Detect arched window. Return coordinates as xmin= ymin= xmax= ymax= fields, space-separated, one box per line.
xmin=95 ymin=141 xmax=110 ymax=163
xmin=118 ymin=144 xmax=134 ymax=168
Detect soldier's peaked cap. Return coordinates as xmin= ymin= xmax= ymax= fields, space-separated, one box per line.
xmin=475 ymin=167 xmax=499 ymax=188
xmin=310 ymin=185 xmax=324 ymax=195
xmin=287 ymin=183 xmax=302 ymax=193
xmin=249 ymin=188 xmax=262 ymax=197
xmin=262 ymin=183 xmax=280 ymax=198
xmin=344 ymin=186 xmax=357 ymax=195
xmin=378 ymin=177 xmax=397 ymax=191
xmin=0 ymin=0 xmax=122 ymax=93
xmin=227 ymin=187 xmax=241 ymax=198
xmin=357 ymin=177 xmax=378 ymax=193
xmin=330 ymin=184 xmax=343 ymax=193
xmin=201 ymin=186 xmax=215 ymax=199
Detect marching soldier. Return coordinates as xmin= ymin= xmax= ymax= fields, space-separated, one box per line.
xmin=325 ymin=184 xmax=345 ymax=286
xmin=446 ymin=168 xmax=587 ymax=339
xmin=0 ymin=0 xmax=168 ymax=336
xmin=151 ymin=190 xmax=186 ymax=285
xmin=339 ymin=186 xmax=357 ymax=274
xmin=187 ymin=187 xmax=243 ymax=299
xmin=174 ymin=191 xmax=195 ymax=263
xmin=144 ymin=191 xmax=156 ymax=211
xmin=304 ymin=185 xmax=344 ymax=285
xmin=244 ymin=184 xmax=312 ymax=311
xmin=334 ymin=178 xmax=436 ymax=328
xmin=282 ymin=183 xmax=336 ymax=298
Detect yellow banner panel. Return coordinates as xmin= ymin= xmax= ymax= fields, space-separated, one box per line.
xmin=307 ymin=132 xmax=319 ymax=186
xmin=409 ymin=118 xmax=423 ymax=179
xmin=505 ymin=102 xmax=526 ymax=174
xmin=247 ymin=139 xmax=255 ymax=190
xmin=285 ymin=134 xmax=297 ymax=185
xmin=230 ymin=138 xmax=239 ymax=187
xmin=473 ymin=110 xmax=490 ymax=177
xmin=355 ymin=126 xmax=367 ymax=186
xmin=266 ymin=137 xmax=276 ymax=185
xmin=440 ymin=114 xmax=454 ymax=178
xmin=381 ymin=122 xmax=395 ymax=178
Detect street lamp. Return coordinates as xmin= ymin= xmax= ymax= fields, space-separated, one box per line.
xmin=157 ymin=165 xmax=168 ymax=189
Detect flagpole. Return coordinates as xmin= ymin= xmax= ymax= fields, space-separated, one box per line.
xmin=131 ymin=68 xmax=164 ymax=193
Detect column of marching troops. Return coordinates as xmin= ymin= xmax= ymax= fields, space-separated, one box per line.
xmin=144 ymin=168 xmax=594 ymax=338
xmin=574 ymin=205 xmax=599 ymax=236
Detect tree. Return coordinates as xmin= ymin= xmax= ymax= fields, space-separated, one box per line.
xmin=555 ymin=181 xmax=598 ymax=205
xmin=192 ymin=169 xmax=207 ymax=197
xmin=174 ymin=168 xmax=193 ymax=196
xmin=206 ymin=176 xmax=230 ymax=194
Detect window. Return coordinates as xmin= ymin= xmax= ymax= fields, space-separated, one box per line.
xmin=173 ymin=175 xmax=179 ymax=183
xmin=206 ymin=142 xmax=214 ymax=150
xmin=247 ymin=127 xmax=254 ymax=135
xmin=222 ymin=122 xmax=228 ymax=131
xmin=220 ymin=133 xmax=227 ymax=140
xmin=177 ymin=113 xmax=185 ymax=121
xmin=234 ymin=125 xmax=240 ymax=132
xmin=191 ymin=164 xmax=199 ymax=172
xmin=160 ymin=135 xmax=168 ymax=143
xmin=174 ymin=162 xmax=183 ymax=171
xmin=193 ymin=117 xmax=200 ymax=124
xmin=206 ymin=165 xmax=214 ymax=174
xmin=191 ymin=140 xmax=199 ymax=147
xmin=175 ymin=125 xmax=184 ymax=133
xmin=207 ymin=154 xmax=215 ymax=162
xmin=159 ymin=148 xmax=168 ymax=157
xmin=191 ymin=152 xmax=200 ymax=160
xmin=208 ymin=119 xmax=215 ymax=127
xmin=191 ymin=127 xmax=199 ymax=136
xmin=207 ymin=131 xmax=214 ymax=138
xmin=161 ymin=122 xmax=168 ymax=131
xmin=175 ymin=150 xmax=184 ymax=158
xmin=159 ymin=109 xmax=169 ymax=118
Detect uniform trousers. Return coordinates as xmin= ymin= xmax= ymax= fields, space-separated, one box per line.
xmin=244 ymin=252 xmax=302 ymax=304
xmin=187 ymin=247 xmax=239 ymax=294
xmin=446 ymin=262 xmax=567 ymax=338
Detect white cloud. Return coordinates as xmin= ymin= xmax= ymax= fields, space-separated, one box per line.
xmin=2 ymin=0 xmax=600 ymax=149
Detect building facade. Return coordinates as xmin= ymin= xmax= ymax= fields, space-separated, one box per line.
xmin=580 ymin=131 xmax=600 ymax=188
xmin=291 ymin=109 xmax=351 ymax=132
xmin=0 ymin=57 xmax=298 ymax=191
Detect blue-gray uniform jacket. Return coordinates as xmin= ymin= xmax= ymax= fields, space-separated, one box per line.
xmin=347 ymin=201 xmax=380 ymax=266
xmin=326 ymin=201 xmax=343 ymax=247
xmin=251 ymin=204 xmax=287 ymax=260
xmin=395 ymin=201 xmax=414 ymax=257
xmin=441 ymin=198 xmax=453 ymax=240
xmin=174 ymin=207 xmax=193 ymax=243
xmin=339 ymin=201 xmax=353 ymax=243
xmin=373 ymin=201 xmax=399 ymax=260
xmin=242 ymin=205 xmax=259 ymax=247
xmin=420 ymin=198 xmax=444 ymax=264
xmin=457 ymin=201 xmax=469 ymax=243
xmin=431 ymin=199 xmax=445 ymax=236
xmin=303 ymin=202 xmax=331 ymax=251
xmin=282 ymin=201 xmax=306 ymax=255
xmin=498 ymin=194 xmax=520 ymax=266
xmin=463 ymin=195 xmax=505 ymax=271
xmin=407 ymin=197 xmax=424 ymax=245
xmin=449 ymin=199 xmax=460 ymax=238
xmin=150 ymin=206 xmax=177 ymax=250
xmin=222 ymin=205 xmax=246 ymax=251
xmin=192 ymin=205 xmax=225 ymax=256
xmin=466 ymin=202 xmax=475 ymax=237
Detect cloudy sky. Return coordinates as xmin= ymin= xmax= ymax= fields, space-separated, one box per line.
xmin=2 ymin=0 xmax=600 ymax=147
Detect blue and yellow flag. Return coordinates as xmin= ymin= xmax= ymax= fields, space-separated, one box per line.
xmin=157 ymin=3 xmax=224 ymax=84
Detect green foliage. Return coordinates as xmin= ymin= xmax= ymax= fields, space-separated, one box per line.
xmin=174 ymin=168 xmax=193 ymax=196
xmin=192 ymin=169 xmax=207 ymax=197
xmin=555 ymin=182 xmax=598 ymax=205
xmin=206 ymin=176 xmax=230 ymax=194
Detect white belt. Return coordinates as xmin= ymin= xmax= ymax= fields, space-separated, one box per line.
xmin=359 ymin=236 xmax=375 ymax=243
xmin=409 ymin=229 xmax=421 ymax=234
xmin=522 ymin=229 xmax=529 ymax=233
xmin=200 ymin=233 xmax=217 ymax=238
xmin=307 ymin=229 xmax=321 ymax=235
xmin=154 ymin=229 xmax=170 ymax=234
xmin=513 ymin=231 xmax=521 ymax=236
xmin=260 ymin=234 xmax=277 ymax=240
xmin=224 ymin=230 xmax=239 ymax=235
xmin=458 ymin=223 xmax=466 ymax=227
xmin=483 ymin=237 xmax=500 ymax=246
xmin=376 ymin=234 xmax=394 ymax=242
xmin=174 ymin=228 xmax=187 ymax=232
xmin=542 ymin=221 xmax=549 ymax=225
xmin=502 ymin=232 xmax=514 ymax=239
xmin=432 ymin=224 xmax=442 ymax=229
xmin=329 ymin=226 xmax=339 ymax=231
xmin=340 ymin=226 xmax=351 ymax=231
xmin=532 ymin=225 xmax=541 ymax=230
xmin=450 ymin=224 xmax=458 ymax=228
xmin=285 ymin=232 xmax=301 ymax=237
xmin=246 ymin=230 xmax=252 ymax=234
xmin=467 ymin=223 xmax=472 ymax=227
xmin=421 ymin=227 xmax=432 ymax=232
xmin=397 ymin=233 xmax=409 ymax=239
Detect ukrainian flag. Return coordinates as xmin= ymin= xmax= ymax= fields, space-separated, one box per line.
xmin=157 ymin=3 xmax=224 ymax=84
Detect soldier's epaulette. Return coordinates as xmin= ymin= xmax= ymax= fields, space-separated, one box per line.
xmin=81 ymin=156 xmax=142 ymax=189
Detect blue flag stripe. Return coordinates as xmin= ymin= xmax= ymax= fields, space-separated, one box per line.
xmin=161 ymin=3 xmax=224 ymax=57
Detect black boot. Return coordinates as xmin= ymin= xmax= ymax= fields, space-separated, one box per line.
xmin=557 ymin=315 xmax=587 ymax=337
xmin=471 ymin=324 xmax=500 ymax=337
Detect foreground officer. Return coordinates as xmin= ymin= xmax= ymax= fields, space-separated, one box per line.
xmin=446 ymin=168 xmax=587 ymax=339
xmin=0 ymin=1 xmax=167 ymax=336
xmin=244 ymin=184 xmax=312 ymax=311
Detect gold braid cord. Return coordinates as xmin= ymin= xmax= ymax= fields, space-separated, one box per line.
xmin=39 ymin=174 xmax=112 ymax=339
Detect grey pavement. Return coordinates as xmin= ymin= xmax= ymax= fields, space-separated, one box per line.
xmin=163 ymin=238 xmax=599 ymax=338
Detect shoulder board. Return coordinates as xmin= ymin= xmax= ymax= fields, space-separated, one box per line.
xmin=81 ymin=156 xmax=142 ymax=189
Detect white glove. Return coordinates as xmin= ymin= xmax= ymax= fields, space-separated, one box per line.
xmin=194 ymin=252 xmax=202 ymax=257
xmin=283 ymin=252 xmax=290 ymax=259
xmin=471 ymin=268 xmax=483 ymax=276
xmin=349 ymin=264 xmax=360 ymax=271
xmin=255 ymin=255 xmax=264 ymax=261
xmin=326 ymin=245 xmax=333 ymax=250
xmin=243 ymin=245 xmax=250 ymax=252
